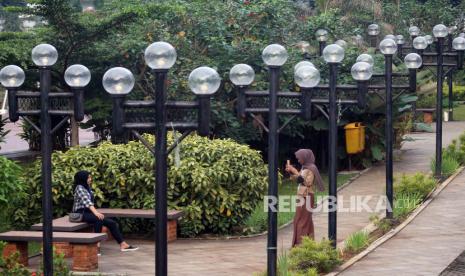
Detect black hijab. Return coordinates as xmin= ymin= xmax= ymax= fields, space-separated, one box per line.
xmin=74 ymin=170 xmax=94 ymax=202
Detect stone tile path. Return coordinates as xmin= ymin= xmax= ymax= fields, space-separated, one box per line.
xmin=341 ymin=169 xmax=465 ymax=276
xmin=0 ymin=120 xmax=96 ymax=154
xmin=27 ymin=121 xmax=465 ymax=275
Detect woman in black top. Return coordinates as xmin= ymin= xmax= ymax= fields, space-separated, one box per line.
xmin=72 ymin=170 xmax=138 ymax=252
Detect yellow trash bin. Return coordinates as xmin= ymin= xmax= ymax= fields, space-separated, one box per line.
xmin=344 ymin=122 xmax=365 ymax=154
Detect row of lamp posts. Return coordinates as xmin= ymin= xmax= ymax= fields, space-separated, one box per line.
xmin=365 ymin=23 xmax=465 ymax=181
xmin=4 ymin=22 xmax=464 ymax=275
xmin=0 ymin=42 xmax=220 ymax=276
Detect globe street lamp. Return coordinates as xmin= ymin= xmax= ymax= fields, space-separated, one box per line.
xmin=315 ymin=29 xmax=329 ymax=56
xmin=0 ymin=65 xmax=25 ymax=122
xmin=368 ymin=23 xmax=380 ymax=47
xmin=396 ymin=35 xmax=405 ymax=58
xmin=104 ymin=41 xmax=219 ymax=276
xmin=413 ymin=36 xmax=428 ymax=56
xmin=379 ymin=38 xmax=397 ymax=219
xmin=432 ymin=24 xmax=448 ymax=179
xmin=322 ymin=43 xmax=344 ymax=245
xmin=409 ymin=26 xmax=420 ymax=41
xmin=1 ymin=44 xmax=88 ymax=276
xmin=261 ymin=43 xmax=287 ymax=276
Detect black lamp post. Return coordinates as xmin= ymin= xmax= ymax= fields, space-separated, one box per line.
xmin=379 ymin=38 xmax=423 ymax=218
xmin=0 ymin=44 xmax=89 ymax=276
xmin=104 ymin=41 xmax=220 ymax=276
xmin=379 ymin=38 xmax=398 ymax=219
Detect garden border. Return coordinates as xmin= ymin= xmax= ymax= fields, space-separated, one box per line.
xmin=327 ymin=166 xmax=465 ymax=276
xmin=180 ymin=168 xmax=370 ymax=241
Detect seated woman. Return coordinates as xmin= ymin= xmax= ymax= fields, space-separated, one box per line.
xmin=72 ymin=170 xmax=138 ymax=252
xmin=285 ymin=149 xmax=325 ymax=247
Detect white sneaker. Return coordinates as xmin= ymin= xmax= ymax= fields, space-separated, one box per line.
xmin=121 ymin=245 xmax=139 ymax=252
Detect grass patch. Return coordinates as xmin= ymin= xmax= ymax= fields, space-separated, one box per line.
xmin=393 ymin=193 xmax=423 ymax=219
xmin=344 ymin=230 xmax=369 ymax=254
xmin=431 ymin=153 xmax=460 ymax=177
xmin=452 ymin=103 xmax=465 ymax=121
xmin=243 ymin=173 xmax=356 ymax=235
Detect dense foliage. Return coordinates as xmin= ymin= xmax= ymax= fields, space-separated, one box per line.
xmin=2 ymin=0 xmax=455 ymax=168
xmin=19 ymin=134 xmax=268 ymax=236
xmin=0 ymin=117 xmax=10 ymax=148
xmin=0 ymin=156 xmax=24 ymax=221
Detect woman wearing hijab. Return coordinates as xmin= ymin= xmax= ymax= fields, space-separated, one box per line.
xmin=285 ymin=149 xmax=325 ymax=247
xmin=72 ymin=170 xmax=138 ymax=252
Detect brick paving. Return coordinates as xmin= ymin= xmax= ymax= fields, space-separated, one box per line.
xmin=26 ymin=121 xmax=465 ymax=275
xmin=341 ymin=169 xmax=465 ymax=276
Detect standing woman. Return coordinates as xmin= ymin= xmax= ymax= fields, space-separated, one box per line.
xmin=285 ymin=149 xmax=325 ymax=247
xmin=72 ymin=170 xmax=138 ymax=252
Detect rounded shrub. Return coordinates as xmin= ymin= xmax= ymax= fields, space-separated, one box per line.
xmin=19 ymin=134 xmax=268 ymax=236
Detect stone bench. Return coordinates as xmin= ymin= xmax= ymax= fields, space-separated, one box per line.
xmin=0 ymin=231 xmax=107 ymax=272
xmin=31 ymin=209 xmax=184 ymax=256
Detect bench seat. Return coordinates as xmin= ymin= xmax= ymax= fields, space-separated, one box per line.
xmin=0 ymin=231 xmax=107 ymax=272
xmin=31 ymin=209 xmax=184 ymax=245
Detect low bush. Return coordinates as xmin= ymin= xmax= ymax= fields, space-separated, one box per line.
xmin=0 ymin=156 xmax=25 ymax=231
xmin=344 ymin=230 xmax=369 ymax=254
xmin=19 ymin=134 xmax=268 ymax=236
xmin=288 ymin=237 xmax=341 ymax=274
xmin=393 ymin=173 xmax=437 ymax=199
xmin=0 ymin=241 xmax=30 ymax=276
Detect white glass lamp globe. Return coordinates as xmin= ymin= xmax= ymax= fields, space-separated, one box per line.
xmin=409 ymin=26 xmax=420 ymax=36
xmin=32 ymin=44 xmax=58 ymax=66
xmin=0 ymin=65 xmax=25 ymax=88
xmin=102 ymin=67 xmax=135 ymax=95
xmin=413 ymin=36 xmax=428 ymax=50
xmin=453 ymin=37 xmax=465 ymax=51
xmin=64 ymin=64 xmax=91 ymax=88
xmin=229 ymin=64 xmax=255 ymax=86
xmin=395 ymin=35 xmax=405 ymax=45
xmin=294 ymin=66 xmax=320 ymax=88
xmin=322 ymin=44 xmax=344 ymax=63
xmin=294 ymin=61 xmax=315 ymax=72
xmin=351 ymin=62 xmax=373 ymax=81
xmin=296 ymin=41 xmax=310 ymax=53
xmin=404 ymin=53 xmax=422 ymax=69
xmin=448 ymin=25 xmax=458 ymax=34
xmin=144 ymin=41 xmax=177 ymax=70
xmin=424 ymin=35 xmax=433 ymax=45
xmin=379 ymin=39 xmax=397 ymax=55
xmin=335 ymin=39 xmax=348 ymax=48
xmin=188 ymin=66 xmax=221 ymax=95
xmin=315 ymin=29 xmax=329 ymax=42
xmin=384 ymin=34 xmax=396 ymax=40
xmin=433 ymin=24 xmax=448 ymax=38
xmin=367 ymin=24 xmax=380 ymax=36
xmin=262 ymin=44 xmax=288 ymax=67
xmin=356 ymin=54 xmax=374 ymax=66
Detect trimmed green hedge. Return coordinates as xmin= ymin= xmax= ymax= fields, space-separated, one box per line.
xmin=18 ymin=134 xmax=268 ymax=236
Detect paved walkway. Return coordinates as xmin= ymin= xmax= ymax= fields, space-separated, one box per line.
xmin=27 ymin=121 xmax=465 ymax=275
xmin=341 ymin=168 xmax=465 ymax=276
xmin=0 ymin=120 xmax=96 ymax=154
